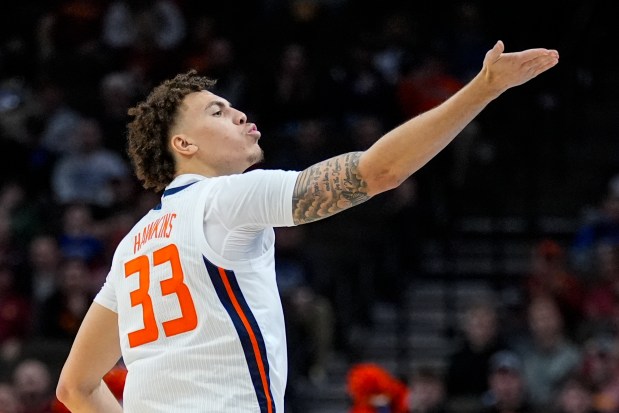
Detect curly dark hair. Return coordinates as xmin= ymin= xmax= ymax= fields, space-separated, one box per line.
xmin=126 ymin=70 xmax=216 ymax=192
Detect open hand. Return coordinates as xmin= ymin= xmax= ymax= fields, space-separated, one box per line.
xmin=481 ymin=40 xmax=559 ymax=96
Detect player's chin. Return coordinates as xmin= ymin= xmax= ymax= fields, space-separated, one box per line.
xmin=248 ymin=148 xmax=265 ymax=167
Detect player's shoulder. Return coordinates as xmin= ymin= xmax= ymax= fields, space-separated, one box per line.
xmin=208 ymin=168 xmax=299 ymax=187
xmin=236 ymin=168 xmax=300 ymax=181
xmin=228 ymin=168 xmax=284 ymax=179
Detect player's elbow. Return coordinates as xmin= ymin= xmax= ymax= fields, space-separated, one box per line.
xmin=358 ymin=153 xmax=406 ymax=196
xmin=56 ymin=378 xmax=74 ymax=407
xmin=56 ymin=377 xmax=76 ymax=406
xmin=56 ymin=373 xmax=91 ymax=408
xmin=364 ymin=168 xmax=403 ymax=196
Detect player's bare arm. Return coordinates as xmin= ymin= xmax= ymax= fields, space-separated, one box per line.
xmin=292 ymin=152 xmax=370 ymax=224
xmin=357 ymin=42 xmax=560 ymax=190
xmin=56 ymin=303 xmax=123 ymax=413
xmin=292 ymin=41 xmax=558 ymax=226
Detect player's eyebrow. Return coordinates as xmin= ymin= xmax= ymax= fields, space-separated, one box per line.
xmin=205 ymin=99 xmax=230 ymax=111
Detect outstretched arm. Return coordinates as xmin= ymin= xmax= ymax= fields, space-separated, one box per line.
xmin=292 ymin=40 xmax=559 ymax=225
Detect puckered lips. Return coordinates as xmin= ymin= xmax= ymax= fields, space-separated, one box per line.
xmin=246 ymin=123 xmax=261 ymax=139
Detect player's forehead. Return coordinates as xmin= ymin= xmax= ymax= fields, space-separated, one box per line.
xmin=183 ymin=90 xmax=230 ymax=109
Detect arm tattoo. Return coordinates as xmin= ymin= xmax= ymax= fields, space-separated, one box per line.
xmin=292 ymin=152 xmax=370 ymax=225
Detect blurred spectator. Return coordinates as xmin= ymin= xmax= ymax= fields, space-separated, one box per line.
xmin=571 ymin=183 xmax=619 ymax=277
xmin=275 ymin=226 xmax=334 ymax=386
xmin=513 ymin=294 xmax=582 ymax=411
xmin=345 ymin=113 xmax=427 ymax=296
xmin=480 ymin=350 xmax=534 ymax=413
xmin=0 ymin=181 xmax=45 ymax=251
xmin=0 ymin=213 xmax=24 ymax=274
xmin=408 ymin=366 xmax=451 ymax=413
xmin=377 ymin=175 xmax=428 ymax=303
xmin=99 ymin=184 xmax=159 ymax=264
xmin=202 ymin=37 xmax=250 ymax=114
xmin=346 ymin=113 xmax=385 ymax=152
xmin=302 ymin=206 xmax=385 ymax=351
xmin=0 ymin=77 xmax=35 ymax=146
xmin=102 ymin=0 xmax=186 ymax=52
xmin=372 ymin=11 xmax=415 ymax=86
xmin=100 ymin=174 xmax=142 ymax=217
xmin=180 ymin=15 xmax=216 ymax=74
xmin=445 ymin=1 xmax=489 ymax=83
xmin=56 ymin=203 xmax=105 ymax=268
xmin=101 ymin=0 xmax=186 ymax=79
xmin=260 ymin=43 xmax=323 ymax=128
xmin=11 ymin=358 xmax=54 ymax=413
xmin=396 ymin=52 xmax=464 ymax=119
xmin=0 ymin=80 xmax=57 ymax=197
xmin=283 ymin=283 xmax=335 ymax=404
xmin=50 ymin=117 xmax=130 ymax=209
xmin=553 ymin=375 xmax=600 ymax=413
xmin=35 ymin=1 xmax=109 ymax=116
xmin=0 ymin=382 xmax=22 ymax=413
xmin=578 ymin=334 xmax=619 ymax=413
xmin=0 ymin=264 xmax=32 ymax=369
xmin=446 ymin=295 xmax=508 ymax=410
xmin=37 ymin=256 xmax=95 ymax=340
xmin=271 ymin=117 xmax=337 ymax=170
xmin=395 ymin=51 xmax=466 ymax=224
xmin=327 ymin=41 xmax=399 ymax=123
xmin=580 ymin=242 xmax=619 ymax=338
xmin=30 ymin=81 xmax=82 ymax=157
xmin=21 ymin=234 xmax=63 ymax=317
xmin=523 ymin=239 xmax=585 ymax=333
xmin=96 ymin=70 xmax=142 ymax=155
xmin=36 ymin=0 xmax=106 ymax=61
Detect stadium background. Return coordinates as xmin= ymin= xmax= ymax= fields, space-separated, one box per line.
xmin=1 ymin=1 xmax=618 ymax=412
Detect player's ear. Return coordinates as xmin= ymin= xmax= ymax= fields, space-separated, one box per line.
xmin=170 ymin=134 xmax=198 ymax=155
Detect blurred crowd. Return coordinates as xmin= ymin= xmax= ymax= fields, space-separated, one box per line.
xmin=347 ymin=204 xmax=619 ymax=413
xmin=0 ymin=1 xmax=617 ymax=412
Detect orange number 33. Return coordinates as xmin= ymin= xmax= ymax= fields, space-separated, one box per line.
xmin=124 ymin=244 xmax=198 ymax=348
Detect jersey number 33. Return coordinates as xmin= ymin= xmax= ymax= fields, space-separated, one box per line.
xmin=124 ymin=243 xmax=198 ymax=348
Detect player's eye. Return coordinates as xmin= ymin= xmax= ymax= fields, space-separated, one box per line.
xmin=213 ymin=110 xmax=223 ymax=116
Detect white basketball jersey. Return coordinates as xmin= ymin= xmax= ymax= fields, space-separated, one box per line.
xmin=95 ymin=170 xmax=300 ymax=412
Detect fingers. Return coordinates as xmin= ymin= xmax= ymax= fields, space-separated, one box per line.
xmin=521 ymin=48 xmax=560 ymax=74
xmin=487 ymin=40 xmax=560 ymax=65
xmin=525 ymin=54 xmax=560 ymax=77
xmin=518 ymin=47 xmax=560 ymax=61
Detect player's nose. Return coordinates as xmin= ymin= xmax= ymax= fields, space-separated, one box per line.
xmin=233 ymin=108 xmax=247 ymax=125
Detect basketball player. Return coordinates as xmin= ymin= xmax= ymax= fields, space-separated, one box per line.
xmin=56 ymin=40 xmax=559 ymax=412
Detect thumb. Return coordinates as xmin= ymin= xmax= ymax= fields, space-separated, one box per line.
xmin=485 ymin=40 xmax=505 ymax=64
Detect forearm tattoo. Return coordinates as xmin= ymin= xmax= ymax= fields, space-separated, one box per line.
xmin=292 ymin=152 xmax=370 ymax=225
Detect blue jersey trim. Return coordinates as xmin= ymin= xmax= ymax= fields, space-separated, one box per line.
xmin=153 ymin=181 xmax=199 ymax=210
xmin=204 ymin=256 xmax=275 ymax=413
